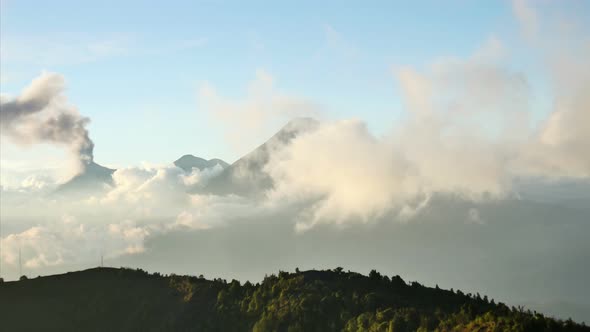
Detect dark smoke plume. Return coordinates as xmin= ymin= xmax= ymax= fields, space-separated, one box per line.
xmin=0 ymin=72 xmax=94 ymax=172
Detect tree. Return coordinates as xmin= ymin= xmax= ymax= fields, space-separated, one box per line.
xmin=369 ymin=269 xmax=381 ymax=281
xmin=3 ymin=267 xmax=589 ymax=331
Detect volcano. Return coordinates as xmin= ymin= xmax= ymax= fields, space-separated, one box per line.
xmin=54 ymin=161 xmax=115 ymax=195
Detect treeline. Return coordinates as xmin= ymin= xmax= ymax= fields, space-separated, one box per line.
xmin=0 ymin=267 xmax=587 ymax=331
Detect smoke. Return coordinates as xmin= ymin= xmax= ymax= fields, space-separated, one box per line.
xmin=0 ymin=72 xmax=95 ymax=173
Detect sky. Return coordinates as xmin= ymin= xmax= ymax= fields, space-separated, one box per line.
xmin=2 ymin=0 xmax=587 ymax=170
xmin=1 ymin=0 xmax=590 ymax=323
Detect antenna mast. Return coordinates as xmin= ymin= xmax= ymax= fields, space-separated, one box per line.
xmin=0 ymin=209 xmax=2 ymax=279
xmin=19 ymin=247 xmax=22 ymax=277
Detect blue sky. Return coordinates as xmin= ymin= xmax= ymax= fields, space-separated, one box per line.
xmin=1 ymin=0 xmax=588 ymax=167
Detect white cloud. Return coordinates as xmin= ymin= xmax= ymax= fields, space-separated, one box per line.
xmin=173 ymin=211 xmax=211 ymax=230
xmin=102 ymin=164 xmax=192 ymax=212
xmin=264 ymin=115 xmax=511 ymax=231
xmin=199 ymin=69 xmax=321 ymax=156
xmin=261 ymin=25 xmax=589 ymax=230
xmin=512 ymin=0 xmax=538 ymax=39
xmin=0 ymin=34 xmax=130 ymax=66
xmin=1 ymin=215 xmax=103 ymax=269
xmin=107 ymin=220 xmax=151 ymax=255
xmin=466 ymin=208 xmax=486 ymax=225
xmin=265 ymin=120 xmax=407 ymax=231
xmin=0 ymin=153 xmax=278 ymax=271
xmin=511 ymin=0 xmax=590 ymax=177
xmin=259 ymin=38 xmax=529 ymax=230
xmin=323 ymin=24 xmax=359 ymax=59
xmin=20 ymin=174 xmax=53 ymax=191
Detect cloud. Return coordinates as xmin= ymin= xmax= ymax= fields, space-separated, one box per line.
xmin=0 ymin=32 xmax=211 ymax=69
xmin=0 ymin=34 xmax=130 ymax=66
xmin=323 ymin=24 xmax=359 ymax=59
xmin=102 ymin=163 xmax=223 ymax=209
xmin=396 ymin=37 xmax=529 ymax=136
xmin=173 ymin=211 xmax=211 ymax=230
xmin=465 ymin=208 xmax=486 ymax=225
xmin=265 ymin=120 xmax=407 ymax=231
xmin=0 ymin=214 xmax=156 ymax=269
xmin=511 ymin=0 xmax=590 ymax=177
xmin=20 ymin=174 xmax=53 ymax=191
xmin=260 ymin=38 xmax=526 ymax=230
xmin=512 ymin=0 xmax=538 ymax=39
xmin=261 ymin=22 xmax=589 ymax=230
xmin=0 ymin=163 xmax=241 ymax=269
xmin=264 ymin=116 xmax=510 ymax=231
xmin=98 ymin=164 xmax=199 ymax=220
xmin=107 ymin=220 xmax=151 ymax=255
xmin=199 ymin=69 xmax=321 ymax=156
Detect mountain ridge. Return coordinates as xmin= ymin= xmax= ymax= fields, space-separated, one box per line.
xmin=173 ymin=154 xmax=229 ymax=172
xmin=0 ymin=267 xmax=587 ymax=331
xmin=53 ymin=118 xmax=318 ymax=197
xmin=54 ymin=161 xmax=116 ymax=195
xmin=202 ymin=117 xmax=319 ymax=197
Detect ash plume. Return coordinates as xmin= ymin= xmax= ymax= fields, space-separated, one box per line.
xmin=0 ymin=72 xmax=95 ymax=172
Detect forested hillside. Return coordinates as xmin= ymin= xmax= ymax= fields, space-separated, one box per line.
xmin=0 ymin=267 xmax=587 ymax=332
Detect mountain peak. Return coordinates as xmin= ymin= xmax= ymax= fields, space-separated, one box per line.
xmin=83 ymin=161 xmax=116 ymax=175
xmin=201 ymin=117 xmax=320 ymax=197
xmin=173 ymin=154 xmax=229 ymax=172
xmin=54 ymin=161 xmax=115 ymax=195
xmin=282 ymin=117 xmax=319 ymax=131
xmin=175 ymin=154 xmax=207 ymax=165
xmin=275 ymin=117 xmax=319 ymax=142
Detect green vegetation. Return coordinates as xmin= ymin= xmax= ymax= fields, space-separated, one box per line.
xmin=0 ymin=267 xmax=587 ymax=331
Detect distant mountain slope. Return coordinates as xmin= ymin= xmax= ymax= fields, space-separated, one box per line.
xmin=54 ymin=161 xmax=115 ymax=195
xmin=203 ymin=117 xmax=319 ymax=197
xmin=173 ymin=154 xmax=229 ymax=172
xmin=513 ymin=178 xmax=590 ymax=211
xmin=0 ymin=267 xmax=587 ymax=331
xmin=49 ymin=118 xmax=317 ymax=198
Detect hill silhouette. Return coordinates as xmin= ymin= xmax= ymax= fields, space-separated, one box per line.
xmin=0 ymin=267 xmax=587 ymax=331
xmin=173 ymin=154 xmax=229 ymax=173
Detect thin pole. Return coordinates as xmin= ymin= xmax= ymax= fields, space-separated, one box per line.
xmin=19 ymin=247 xmax=22 ymax=277
xmin=0 ymin=208 xmax=2 ymax=279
